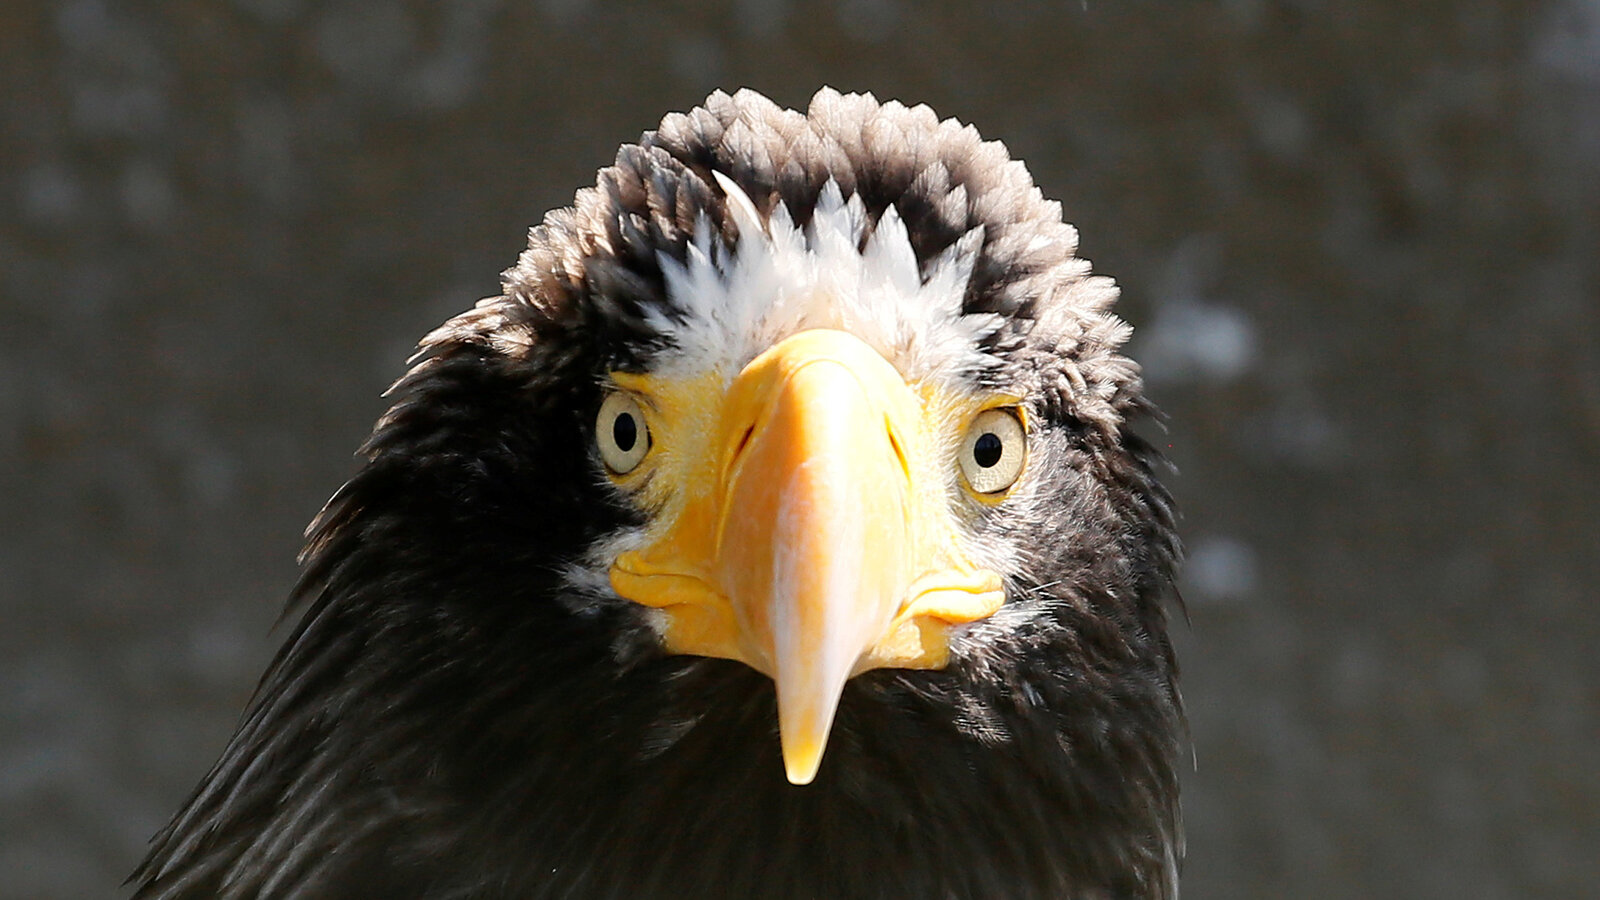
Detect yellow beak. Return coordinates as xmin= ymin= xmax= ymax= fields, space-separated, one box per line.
xmin=610 ymin=330 xmax=1004 ymax=784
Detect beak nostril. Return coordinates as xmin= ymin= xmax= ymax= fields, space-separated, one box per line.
xmin=731 ymin=424 xmax=755 ymax=466
xmin=885 ymin=419 xmax=909 ymax=478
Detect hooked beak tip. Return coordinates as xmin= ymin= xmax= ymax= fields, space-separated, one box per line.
xmin=776 ymin=675 xmax=846 ymax=786
xmin=781 ymin=732 xmax=827 ymax=785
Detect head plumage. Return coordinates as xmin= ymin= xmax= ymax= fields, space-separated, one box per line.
xmin=423 ymin=87 xmax=1145 ymax=430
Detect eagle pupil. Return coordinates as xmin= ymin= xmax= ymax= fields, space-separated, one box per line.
xmin=613 ymin=414 xmax=637 ymax=452
xmin=974 ymin=432 xmax=1003 ymax=468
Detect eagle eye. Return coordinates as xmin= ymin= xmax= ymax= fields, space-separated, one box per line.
xmin=959 ymin=408 xmax=1026 ymax=494
xmin=597 ymin=392 xmax=650 ymax=474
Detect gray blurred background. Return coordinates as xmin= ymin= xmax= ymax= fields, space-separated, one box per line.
xmin=3 ymin=1 xmax=1597 ymax=897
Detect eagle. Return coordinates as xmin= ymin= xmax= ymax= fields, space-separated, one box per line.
xmin=132 ymin=88 xmax=1184 ymax=899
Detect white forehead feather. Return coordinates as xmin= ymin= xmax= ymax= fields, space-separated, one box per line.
xmin=645 ymin=175 xmax=1003 ymax=385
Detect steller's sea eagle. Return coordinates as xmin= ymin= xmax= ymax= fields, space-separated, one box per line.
xmin=132 ymin=87 xmax=1185 ymax=900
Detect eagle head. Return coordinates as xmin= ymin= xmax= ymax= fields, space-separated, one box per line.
xmin=135 ymin=88 xmax=1184 ymax=900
